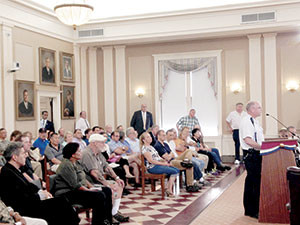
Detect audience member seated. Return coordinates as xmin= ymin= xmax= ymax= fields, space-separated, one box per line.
xmin=125 ymin=127 xmax=140 ymax=154
xmin=148 ymin=125 xmax=159 ymax=146
xmin=61 ymin=131 xmax=73 ymax=149
xmin=108 ymin=131 xmax=135 ymax=179
xmin=140 ymin=132 xmax=179 ymax=197
xmin=278 ymin=127 xmax=288 ymax=138
xmin=80 ymin=134 xmax=130 ymax=222
xmin=119 ymin=130 xmax=141 ymax=187
xmin=58 ymin=128 xmax=65 ymax=145
xmin=0 ymin=199 xmax=48 ymax=225
xmin=10 ymin=130 xmax=22 ymax=142
xmin=105 ymin=124 xmax=113 ymax=141
xmin=172 ymin=127 xmax=207 ymax=183
xmin=72 ymin=129 xmax=87 ymax=151
xmin=154 ymin=130 xmax=200 ymax=192
xmin=0 ymin=128 xmax=9 ymax=155
xmin=0 ymin=142 xmax=80 ymax=225
xmin=190 ymin=128 xmax=230 ymax=172
xmin=44 ymin=133 xmax=63 ymax=172
xmin=54 ymin=142 xmax=116 ymax=225
xmin=116 ymin=125 xmax=124 ymax=132
xmin=33 ymin=128 xmax=49 ymax=156
xmin=83 ymin=128 xmax=92 ymax=146
xmin=15 ymin=134 xmax=44 ymax=184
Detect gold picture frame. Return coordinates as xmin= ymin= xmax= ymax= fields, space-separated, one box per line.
xmin=61 ymin=85 xmax=75 ymax=119
xmin=39 ymin=47 xmax=56 ymax=86
xmin=15 ymin=80 xmax=35 ymax=121
xmin=60 ymin=52 xmax=74 ymax=83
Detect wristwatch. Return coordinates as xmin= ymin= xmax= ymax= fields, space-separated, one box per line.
xmin=115 ymin=176 xmax=120 ymax=180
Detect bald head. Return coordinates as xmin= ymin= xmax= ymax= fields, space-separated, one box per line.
xmin=246 ymin=101 xmax=262 ymax=118
xmin=141 ymin=104 xmax=147 ymax=112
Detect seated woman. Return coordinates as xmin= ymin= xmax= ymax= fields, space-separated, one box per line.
xmin=173 ymin=127 xmax=207 ymax=184
xmin=54 ymin=142 xmax=116 ymax=225
xmin=191 ymin=128 xmax=230 ymax=172
xmin=61 ymin=131 xmax=73 ymax=149
xmin=140 ymin=132 xmax=179 ymax=197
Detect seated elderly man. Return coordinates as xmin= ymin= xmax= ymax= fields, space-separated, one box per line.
xmin=80 ymin=134 xmax=129 ymax=223
xmin=44 ymin=133 xmax=63 ymax=172
xmin=0 ymin=199 xmax=47 ymax=225
xmin=0 ymin=142 xmax=80 ymax=225
xmin=72 ymin=129 xmax=87 ymax=151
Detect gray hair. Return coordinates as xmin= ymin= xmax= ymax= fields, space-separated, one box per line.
xmin=3 ymin=142 xmax=23 ymax=162
xmin=126 ymin=127 xmax=135 ymax=137
xmin=287 ymin=126 xmax=295 ymax=131
xmin=246 ymin=101 xmax=256 ymax=112
xmin=64 ymin=131 xmax=73 ymax=141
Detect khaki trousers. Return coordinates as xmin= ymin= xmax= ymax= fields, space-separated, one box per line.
xmin=170 ymin=150 xmax=194 ymax=186
xmin=31 ymin=160 xmax=43 ymax=179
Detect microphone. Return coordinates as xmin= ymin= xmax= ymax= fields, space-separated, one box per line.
xmin=266 ymin=113 xmax=298 ymax=137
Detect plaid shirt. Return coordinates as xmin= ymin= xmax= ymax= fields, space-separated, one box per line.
xmin=177 ymin=115 xmax=200 ymax=134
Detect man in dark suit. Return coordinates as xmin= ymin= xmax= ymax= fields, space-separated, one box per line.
xmin=42 ymin=58 xmax=54 ymax=83
xmin=18 ymin=89 xmax=33 ymax=117
xmin=40 ymin=111 xmax=55 ymax=132
xmin=0 ymin=142 xmax=80 ymax=225
xmin=130 ymin=104 xmax=153 ymax=137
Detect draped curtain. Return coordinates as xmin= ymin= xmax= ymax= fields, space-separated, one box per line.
xmin=158 ymin=57 xmax=217 ymax=100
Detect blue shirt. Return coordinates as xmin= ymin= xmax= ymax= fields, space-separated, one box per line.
xmin=33 ymin=137 xmax=49 ymax=155
xmin=121 ymin=139 xmax=132 ymax=154
xmin=154 ymin=141 xmax=172 ymax=158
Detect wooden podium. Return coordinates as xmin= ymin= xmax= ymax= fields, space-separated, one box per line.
xmin=259 ymin=139 xmax=297 ymax=224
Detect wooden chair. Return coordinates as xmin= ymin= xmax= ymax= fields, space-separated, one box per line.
xmin=141 ymin=154 xmax=165 ymax=199
xmin=43 ymin=157 xmax=55 ymax=191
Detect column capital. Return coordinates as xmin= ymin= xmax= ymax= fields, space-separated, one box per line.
xmin=88 ymin=47 xmax=97 ymax=52
xmin=114 ymin=45 xmax=126 ymax=50
xmin=80 ymin=46 xmax=88 ymax=51
xmin=247 ymin=34 xmax=262 ymax=40
xmin=101 ymin=46 xmax=113 ymax=51
xmin=263 ymin=33 xmax=277 ymax=38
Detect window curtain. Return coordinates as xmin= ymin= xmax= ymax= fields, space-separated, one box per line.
xmin=158 ymin=57 xmax=217 ymax=100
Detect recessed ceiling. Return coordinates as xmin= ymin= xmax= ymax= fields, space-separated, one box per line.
xmin=29 ymin=0 xmax=268 ymax=20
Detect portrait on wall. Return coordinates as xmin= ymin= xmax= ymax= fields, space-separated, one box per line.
xmin=39 ymin=47 xmax=56 ymax=85
xmin=15 ymin=80 xmax=35 ymax=121
xmin=61 ymin=85 xmax=75 ymax=119
xmin=60 ymin=52 xmax=74 ymax=82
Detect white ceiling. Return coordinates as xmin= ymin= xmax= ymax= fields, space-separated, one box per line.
xmin=28 ymin=0 xmax=269 ymax=20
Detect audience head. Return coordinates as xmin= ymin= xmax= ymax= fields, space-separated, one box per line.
xmin=63 ymin=142 xmax=81 ymax=160
xmin=4 ymin=142 xmax=25 ymax=168
xmin=119 ymin=131 xmax=126 ymax=141
xmin=166 ymin=129 xmax=175 ymax=142
xmin=58 ymin=128 xmax=65 ymax=137
xmin=0 ymin=128 xmax=7 ymax=140
xmin=141 ymin=104 xmax=147 ymax=112
xmin=84 ymin=128 xmax=92 ymax=139
xmin=10 ymin=130 xmax=22 ymax=142
xmin=23 ymin=131 xmax=33 ymax=142
xmin=15 ymin=134 xmax=31 ymax=152
xmin=42 ymin=111 xmax=48 ymax=120
xmin=287 ymin=126 xmax=297 ymax=138
xmin=246 ymin=101 xmax=262 ymax=118
xmin=47 ymin=131 xmax=54 ymax=140
xmin=50 ymin=133 xmax=59 ymax=146
xmin=150 ymin=125 xmax=159 ymax=136
xmin=139 ymin=132 xmax=152 ymax=148
xmin=126 ymin=127 xmax=137 ymax=139
xmin=116 ymin=125 xmax=124 ymax=132
xmin=38 ymin=128 xmax=47 ymax=140
xmin=105 ymin=124 xmax=112 ymax=134
xmin=74 ymin=129 xmax=83 ymax=139
xmin=278 ymin=128 xmax=288 ymax=138
xmin=92 ymin=126 xmax=101 ymax=134
xmin=236 ymin=103 xmax=244 ymax=113
xmin=64 ymin=131 xmax=73 ymax=143
xmin=179 ymin=127 xmax=190 ymax=140
xmin=170 ymin=128 xmax=178 ymax=138
xmin=89 ymin=134 xmax=107 ymax=152
xmin=189 ymin=109 xmax=196 ymax=118
xmin=192 ymin=128 xmax=202 ymax=138
xmin=157 ymin=130 xmax=166 ymax=142
xmin=111 ymin=131 xmax=120 ymax=142
xmin=80 ymin=111 xmax=87 ymax=119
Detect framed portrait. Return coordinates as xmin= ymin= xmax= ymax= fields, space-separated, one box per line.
xmin=15 ymin=80 xmax=35 ymax=121
xmin=39 ymin=47 xmax=56 ymax=85
xmin=60 ymin=52 xmax=74 ymax=82
xmin=61 ymin=85 xmax=75 ymax=119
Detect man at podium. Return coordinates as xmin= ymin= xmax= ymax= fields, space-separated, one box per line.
xmin=239 ymin=101 xmax=264 ymax=219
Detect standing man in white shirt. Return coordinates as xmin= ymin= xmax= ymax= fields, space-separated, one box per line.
xmin=239 ymin=101 xmax=264 ymax=219
xmin=75 ymin=111 xmax=90 ymax=135
xmin=226 ymin=103 xmax=247 ymax=165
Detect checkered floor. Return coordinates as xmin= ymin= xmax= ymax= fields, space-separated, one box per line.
xmin=79 ymin=168 xmax=233 ymax=225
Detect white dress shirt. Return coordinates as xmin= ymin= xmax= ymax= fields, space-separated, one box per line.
xmin=141 ymin=111 xmax=147 ymax=130
xmin=239 ymin=113 xmax=264 ymax=150
xmin=40 ymin=119 xmax=47 ymax=128
xmin=75 ymin=117 xmax=90 ymax=134
xmin=226 ymin=110 xmax=247 ymax=130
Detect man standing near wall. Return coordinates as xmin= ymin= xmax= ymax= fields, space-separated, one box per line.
xmin=226 ymin=103 xmax=247 ymax=165
xmin=176 ymin=109 xmax=202 ymax=135
xmin=75 ymin=111 xmax=90 ymax=135
xmin=130 ymin=104 xmax=153 ymax=137
xmin=239 ymin=101 xmax=264 ymax=219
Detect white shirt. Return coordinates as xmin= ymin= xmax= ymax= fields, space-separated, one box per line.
xmin=239 ymin=113 xmax=264 ymax=150
xmin=125 ymin=137 xmax=140 ymax=154
xmin=226 ymin=110 xmax=247 ymax=130
xmin=75 ymin=117 xmax=90 ymax=134
xmin=40 ymin=119 xmax=47 ymax=128
xmin=166 ymin=140 xmax=178 ymax=157
xmin=141 ymin=111 xmax=147 ymax=130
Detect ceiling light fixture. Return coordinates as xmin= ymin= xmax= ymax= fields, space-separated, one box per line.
xmin=54 ymin=1 xmax=94 ymax=30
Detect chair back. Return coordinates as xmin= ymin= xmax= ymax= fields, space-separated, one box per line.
xmin=141 ymin=154 xmax=147 ymax=175
xmin=48 ymin=174 xmax=57 ymax=194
